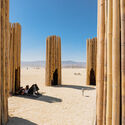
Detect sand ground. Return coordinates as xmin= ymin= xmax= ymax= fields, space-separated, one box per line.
xmin=7 ymin=68 xmax=96 ymax=125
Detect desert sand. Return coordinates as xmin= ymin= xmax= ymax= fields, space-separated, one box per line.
xmin=7 ymin=68 xmax=96 ymax=125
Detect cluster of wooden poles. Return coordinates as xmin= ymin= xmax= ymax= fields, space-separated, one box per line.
xmin=86 ymin=37 xmax=97 ymax=86
xmin=9 ymin=23 xmax=21 ymax=95
xmin=45 ymin=35 xmax=61 ymax=86
xmin=0 ymin=0 xmax=21 ymax=124
xmin=96 ymin=0 xmax=125 ymax=125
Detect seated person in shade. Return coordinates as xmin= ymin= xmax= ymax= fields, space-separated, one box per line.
xmin=28 ymin=84 xmax=40 ymax=96
xmin=16 ymin=84 xmax=40 ymax=96
xmin=16 ymin=87 xmax=25 ymax=95
xmin=24 ymin=85 xmax=29 ymax=94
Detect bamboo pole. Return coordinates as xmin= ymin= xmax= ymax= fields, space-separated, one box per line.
xmin=106 ymin=0 xmax=113 ymax=124
xmin=112 ymin=0 xmax=120 ymax=124
xmin=96 ymin=0 xmax=105 ymax=124
xmin=89 ymin=39 xmax=92 ymax=75
xmin=13 ymin=23 xmax=16 ymax=93
xmin=19 ymin=24 xmax=21 ymax=89
xmin=9 ymin=23 xmax=13 ymax=95
xmin=1 ymin=0 xmax=8 ymax=124
xmin=58 ymin=36 xmax=61 ymax=85
xmin=121 ymin=0 xmax=125 ymax=124
xmin=86 ymin=39 xmax=89 ymax=85
xmin=5 ymin=0 xmax=9 ymax=121
xmin=103 ymin=0 xmax=108 ymax=124
xmin=45 ymin=37 xmax=49 ymax=86
xmin=0 ymin=1 xmax=1 ymax=123
xmin=49 ymin=37 xmax=51 ymax=86
xmin=5 ymin=0 xmax=10 ymax=98
xmin=96 ymin=0 xmax=100 ymax=121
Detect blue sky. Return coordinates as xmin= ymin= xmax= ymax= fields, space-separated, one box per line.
xmin=10 ymin=0 xmax=97 ymax=62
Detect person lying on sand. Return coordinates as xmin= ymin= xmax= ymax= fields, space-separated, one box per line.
xmin=28 ymin=84 xmax=40 ymax=96
xmin=16 ymin=84 xmax=40 ymax=96
xmin=15 ymin=87 xmax=25 ymax=95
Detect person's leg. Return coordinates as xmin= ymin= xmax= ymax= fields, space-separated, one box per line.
xmin=34 ymin=84 xmax=39 ymax=91
xmin=32 ymin=85 xmax=37 ymax=96
xmin=28 ymin=85 xmax=34 ymax=94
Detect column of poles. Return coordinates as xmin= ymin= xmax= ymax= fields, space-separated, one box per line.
xmin=45 ymin=35 xmax=61 ymax=86
xmin=96 ymin=0 xmax=125 ymax=125
xmin=86 ymin=37 xmax=97 ymax=85
xmin=0 ymin=0 xmax=9 ymax=124
xmin=9 ymin=23 xmax=21 ymax=95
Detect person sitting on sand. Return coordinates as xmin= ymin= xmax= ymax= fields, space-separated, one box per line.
xmin=28 ymin=84 xmax=40 ymax=96
xmin=24 ymin=85 xmax=29 ymax=94
xmin=16 ymin=87 xmax=25 ymax=95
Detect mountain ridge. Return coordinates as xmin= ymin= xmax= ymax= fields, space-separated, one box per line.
xmin=21 ymin=61 xmax=86 ymax=68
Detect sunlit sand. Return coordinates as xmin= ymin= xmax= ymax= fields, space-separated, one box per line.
xmin=7 ymin=68 xmax=96 ymax=125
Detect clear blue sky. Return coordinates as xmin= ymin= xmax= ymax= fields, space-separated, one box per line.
xmin=10 ymin=0 xmax=97 ymax=62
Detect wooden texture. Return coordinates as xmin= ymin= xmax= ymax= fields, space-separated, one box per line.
xmin=9 ymin=23 xmax=21 ymax=95
xmin=45 ymin=36 xmax=62 ymax=86
xmin=0 ymin=0 xmax=9 ymax=124
xmin=86 ymin=38 xmax=97 ymax=85
xmin=112 ymin=0 xmax=120 ymax=124
xmin=96 ymin=0 xmax=105 ymax=124
xmin=121 ymin=0 xmax=125 ymax=124
xmin=86 ymin=39 xmax=89 ymax=85
xmin=103 ymin=0 xmax=108 ymax=124
xmin=106 ymin=0 xmax=113 ymax=124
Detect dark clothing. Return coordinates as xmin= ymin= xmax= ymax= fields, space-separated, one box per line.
xmin=90 ymin=68 xmax=96 ymax=85
xmin=28 ymin=84 xmax=39 ymax=94
xmin=52 ymin=69 xmax=58 ymax=85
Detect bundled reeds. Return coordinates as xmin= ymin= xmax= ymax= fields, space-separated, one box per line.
xmin=96 ymin=0 xmax=125 ymax=125
xmin=45 ymin=35 xmax=61 ymax=86
xmin=9 ymin=23 xmax=21 ymax=95
xmin=86 ymin=37 xmax=97 ymax=85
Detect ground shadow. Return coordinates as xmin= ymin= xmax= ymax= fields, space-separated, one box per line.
xmin=7 ymin=117 xmax=37 ymax=125
xmin=53 ymin=85 xmax=95 ymax=91
xmin=14 ymin=94 xmax=62 ymax=103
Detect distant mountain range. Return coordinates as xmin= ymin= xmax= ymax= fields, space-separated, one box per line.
xmin=21 ymin=61 xmax=86 ymax=68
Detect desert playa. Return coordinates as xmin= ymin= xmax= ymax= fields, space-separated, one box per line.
xmin=7 ymin=68 xmax=96 ymax=125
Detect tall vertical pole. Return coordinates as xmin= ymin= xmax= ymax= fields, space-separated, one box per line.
xmin=121 ymin=0 xmax=125 ymax=124
xmin=106 ymin=0 xmax=113 ymax=124
xmin=103 ymin=0 xmax=108 ymax=124
xmin=5 ymin=0 xmax=9 ymax=121
xmin=112 ymin=0 xmax=120 ymax=124
xmin=86 ymin=39 xmax=89 ymax=85
xmin=0 ymin=0 xmax=1 ymax=123
xmin=58 ymin=36 xmax=61 ymax=85
xmin=45 ymin=37 xmax=48 ymax=86
xmin=97 ymin=0 xmax=105 ymax=124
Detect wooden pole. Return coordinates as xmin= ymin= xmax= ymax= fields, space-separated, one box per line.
xmin=121 ymin=0 xmax=125 ymax=124
xmin=0 ymin=1 xmax=1 ymax=123
xmin=5 ymin=0 xmax=9 ymax=121
xmin=9 ymin=23 xmax=13 ymax=95
xmin=5 ymin=0 xmax=9 ymax=97
xmin=1 ymin=0 xmax=9 ymax=124
xmin=58 ymin=36 xmax=61 ymax=85
xmin=112 ymin=0 xmax=120 ymax=124
xmin=103 ymin=0 xmax=108 ymax=124
xmin=86 ymin=39 xmax=89 ymax=85
xmin=45 ymin=37 xmax=49 ymax=86
xmin=106 ymin=0 xmax=113 ymax=124
xmin=96 ymin=0 xmax=105 ymax=124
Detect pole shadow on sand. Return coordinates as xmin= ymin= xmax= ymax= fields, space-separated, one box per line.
xmin=52 ymin=85 xmax=95 ymax=91
xmin=7 ymin=117 xmax=37 ymax=125
xmin=14 ymin=94 xmax=62 ymax=103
